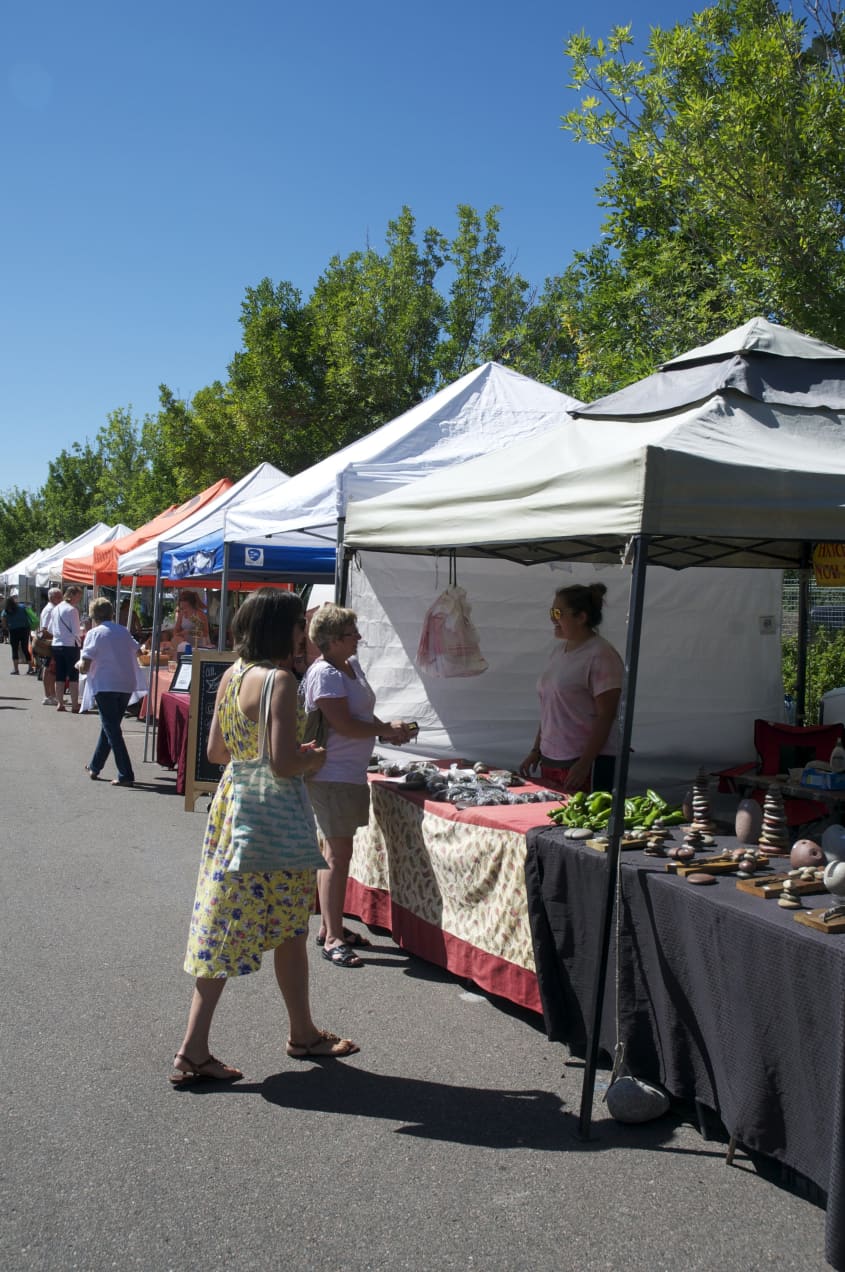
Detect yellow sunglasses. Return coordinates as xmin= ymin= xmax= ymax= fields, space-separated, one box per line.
xmin=549 ymin=607 xmax=562 ymax=621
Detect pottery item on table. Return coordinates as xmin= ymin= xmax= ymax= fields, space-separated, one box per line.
xmin=686 ymin=872 xmax=717 ymax=885
xmin=681 ymin=789 xmax=694 ymax=824
xmin=735 ymin=797 xmax=763 ymax=846
xmin=790 ymin=838 xmax=824 ymax=869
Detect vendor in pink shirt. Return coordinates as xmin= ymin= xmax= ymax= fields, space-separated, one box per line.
xmin=519 ymin=583 xmax=623 ymax=794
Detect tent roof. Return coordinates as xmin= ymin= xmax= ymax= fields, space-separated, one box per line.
xmin=1 ymin=541 xmax=65 ymax=587
xmin=224 ymin=362 xmax=582 ymax=546
xmin=117 ymin=463 xmax=288 ymax=577
xmin=664 ymin=316 xmax=845 ymax=367
xmin=579 ymin=317 xmax=845 ymax=419
xmin=62 ymin=479 xmax=232 ymax=586
xmin=344 ymin=390 xmax=845 ymax=570
xmin=37 ymin=523 xmax=133 ymax=586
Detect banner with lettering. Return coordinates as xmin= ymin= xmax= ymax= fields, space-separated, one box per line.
xmin=813 ymin=543 xmax=845 ymax=586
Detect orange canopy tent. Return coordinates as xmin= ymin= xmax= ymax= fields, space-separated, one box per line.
xmin=62 ymin=479 xmax=232 ymax=588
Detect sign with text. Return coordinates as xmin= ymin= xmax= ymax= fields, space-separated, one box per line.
xmin=813 ymin=543 xmax=845 ymax=586
xmin=184 ymin=650 xmax=236 ymax=811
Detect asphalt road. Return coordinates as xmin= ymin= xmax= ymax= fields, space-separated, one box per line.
xmin=1 ymin=671 xmax=830 ymax=1271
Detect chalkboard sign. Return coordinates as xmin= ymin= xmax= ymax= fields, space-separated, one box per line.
xmin=184 ymin=650 xmax=236 ymax=811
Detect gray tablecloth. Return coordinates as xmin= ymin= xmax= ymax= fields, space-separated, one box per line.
xmin=525 ymin=828 xmax=845 ymax=1271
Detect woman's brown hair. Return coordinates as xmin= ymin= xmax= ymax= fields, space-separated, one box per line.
xmin=554 ymin=582 xmax=607 ymax=629
xmin=232 ymin=589 xmax=304 ymax=663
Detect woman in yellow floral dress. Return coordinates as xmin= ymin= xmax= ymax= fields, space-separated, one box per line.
xmin=170 ymin=589 xmax=359 ymax=1087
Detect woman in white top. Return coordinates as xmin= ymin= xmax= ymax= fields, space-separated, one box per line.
xmin=78 ymin=598 xmax=147 ymax=785
xmin=303 ymin=604 xmax=413 ymax=967
xmin=519 ymin=583 xmax=624 ymax=794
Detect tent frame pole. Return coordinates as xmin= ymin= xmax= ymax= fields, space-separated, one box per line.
xmin=218 ymin=542 xmax=231 ymax=651
xmin=795 ymin=544 xmax=811 ymax=725
xmin=578 ymin=533 xmax=650 ymax=1139
xmin=143 ymin=570 xmax=165 ymax=764
xmin=336 ymin=518 xmax=350 ymax=605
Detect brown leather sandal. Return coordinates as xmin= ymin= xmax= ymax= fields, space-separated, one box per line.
xmin=286 ymin=1030 xmax=360 ymax=1059
xmin=169 ymin=1052 xmax=244 ymax=1087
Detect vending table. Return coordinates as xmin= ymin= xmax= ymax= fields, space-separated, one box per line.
xmin=345 ymin=775 xmax=562 ymax=1013
xmin=525 ymin=827 xmax=845 ymax=1271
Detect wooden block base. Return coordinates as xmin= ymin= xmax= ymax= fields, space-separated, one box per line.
xmin=794 ymin=908 xmax=845 ymax=934
xmin=736 ymin=873 xmax=826 ymax=899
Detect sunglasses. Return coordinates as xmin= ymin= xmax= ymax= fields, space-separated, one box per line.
xmin=549 ymin=607 xmax=562 ymax=621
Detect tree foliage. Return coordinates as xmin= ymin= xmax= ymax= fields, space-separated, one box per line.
xmin=560 ymin=0 xmax=845 ymax=396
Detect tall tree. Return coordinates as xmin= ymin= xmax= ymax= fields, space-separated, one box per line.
xmin=307 ymin=207 xmax=445 ymax=450
xmin=0 ymin=487 xmax=48 ymax=572
xmin=561 ymin=0 xmax=845 ymax=393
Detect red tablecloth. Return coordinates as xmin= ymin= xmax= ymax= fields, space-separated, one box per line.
xmin=344 ymin=774 xmax=562 ymax=1014
xmin=157 ymin=690 xmax=190 ymax=793
xmin=139 ymin=665 xmax=175 ymax=720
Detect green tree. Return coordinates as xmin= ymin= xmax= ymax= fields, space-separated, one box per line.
xmin=307 ymin=207 xmax=446 ymax=450
xmin=0 ymin=487 xmax=48 ymax=572
xmin=561 ymin=0 xmax=845 ymax=393
xmin=41 ymin=442 xmax=105 ymax=542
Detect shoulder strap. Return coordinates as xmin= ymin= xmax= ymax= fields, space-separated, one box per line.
xmin=257 ymin=669 xmax=276 ymax=761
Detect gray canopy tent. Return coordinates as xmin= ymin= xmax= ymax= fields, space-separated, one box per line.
xmin=342 ymin=317 xmax=845 ymax=1137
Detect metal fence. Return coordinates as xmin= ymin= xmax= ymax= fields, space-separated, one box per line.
xmin=782 ymin=580 xmax=845 ymax=638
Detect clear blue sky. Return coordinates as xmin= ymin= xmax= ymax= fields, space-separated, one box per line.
xmin=3 ymin=0 xmax=697 ymax=496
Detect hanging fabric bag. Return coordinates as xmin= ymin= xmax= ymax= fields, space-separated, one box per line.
xmin=227 ymin=669 xmax=327 ymax=873
xmin=415 ymin=584 xmax=488 ymax=679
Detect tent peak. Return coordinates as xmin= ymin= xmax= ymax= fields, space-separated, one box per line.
xmin=662 ymin=317 xmax=845 ymax=368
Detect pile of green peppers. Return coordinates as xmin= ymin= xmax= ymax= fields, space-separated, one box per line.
xmin=547 ymin=788 xmax=685 ymax=832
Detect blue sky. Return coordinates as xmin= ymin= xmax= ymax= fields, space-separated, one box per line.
xmin=3 ymin=0 xmax=698 ymax=496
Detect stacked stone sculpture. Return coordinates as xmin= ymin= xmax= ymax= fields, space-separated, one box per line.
xmin=758 ymin=784 xmax=790 ymax=855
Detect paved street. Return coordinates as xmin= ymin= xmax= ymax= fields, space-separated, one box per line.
xmin=1 ymin=672 xmax=830 ymax=1271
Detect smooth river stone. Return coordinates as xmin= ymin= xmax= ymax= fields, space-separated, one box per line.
xmin=686 ymin=872 xmax=717 ymax=885
xmin=735 ymin=798 xmax=763 ymax=844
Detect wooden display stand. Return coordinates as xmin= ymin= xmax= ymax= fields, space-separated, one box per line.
xmin=184 ymin=650 xmax=236 ymax=811
xmin=795 ymin=908 xmax=845 ymax=934
xmin=736 ymin=872 xmax=826 ymax=899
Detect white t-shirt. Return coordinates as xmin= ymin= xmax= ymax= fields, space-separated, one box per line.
xmin=537 ymin=635 xmax=624 ymax=761
xmin=39 ymin=601 xmax=57 ymax=630
xmin=303 ymin=655 xmax=375 ymax=784
xmin=80 ymin=622 xmax=143 ymax=696
xmin=48 ymin=601 xmax=82 ymax=648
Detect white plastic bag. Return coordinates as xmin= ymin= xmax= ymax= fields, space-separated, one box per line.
xmin=415 ymin=585 xmax=488 ymax=679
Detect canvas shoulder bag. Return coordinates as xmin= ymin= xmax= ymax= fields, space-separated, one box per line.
xmin=227 ymin=668 xmax=326 ymax=874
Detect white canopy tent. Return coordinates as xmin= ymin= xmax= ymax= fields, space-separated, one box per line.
xmin=1 ymin=542 xmax=65 ymax=590
xmin=343 ymin=315 xmax=845 ymax=1136
xmin=36 ymin=522 xmax=132 ymax=588
xmin=223 ymin=363 xmax=583 ymax=551
xmin=116 ymin=461 xmax=289 ymax=578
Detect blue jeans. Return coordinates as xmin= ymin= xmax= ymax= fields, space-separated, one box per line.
xmin=90 ymin=692 xmax=134 ymax=782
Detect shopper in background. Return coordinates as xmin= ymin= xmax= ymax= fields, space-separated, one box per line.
xmin=519 ymin=583 xmax=624 ymax=795
xmin=38 ymin=587 xmax=63 ymax=704
xmin=48 ymin=585 xmax=83 ymax=713
xmin=78 ymin=598 xmax=146 ymax=786
xmin=1 ymin=594 xmax=35 ymax=675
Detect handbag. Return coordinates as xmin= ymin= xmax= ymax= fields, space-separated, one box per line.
xmin=32 ymin=628 xmax=54 ymax=658
xmin=302 ymin=706 xmax=328 ymax=747
xmin=227 ymin=668 xmax=326 ymax=874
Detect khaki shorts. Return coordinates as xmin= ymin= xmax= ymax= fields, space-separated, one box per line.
xmin=307 ymin=780 xmax=370 ymax=839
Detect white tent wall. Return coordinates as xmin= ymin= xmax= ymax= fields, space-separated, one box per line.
xmin=347 ymin=552 xmax=784 ymax=785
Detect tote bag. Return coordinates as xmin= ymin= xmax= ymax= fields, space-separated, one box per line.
xmin=227 ymin=669 xmax=326 ymax=874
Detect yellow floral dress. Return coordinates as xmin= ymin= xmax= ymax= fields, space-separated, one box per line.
xmin=184 ymin=660 xmax=315 ymax=978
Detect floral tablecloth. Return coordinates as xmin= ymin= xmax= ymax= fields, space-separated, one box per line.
xmin=344 ymin=776 xmax=561 ymax=1012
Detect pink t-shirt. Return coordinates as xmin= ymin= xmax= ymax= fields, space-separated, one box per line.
xmin=537 ymin=635 xmax=624 ymax=761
